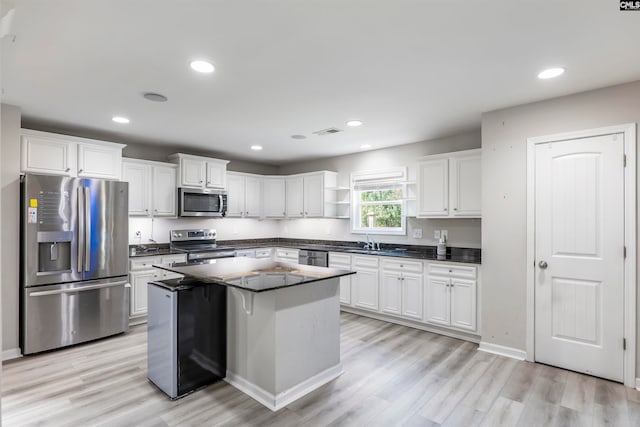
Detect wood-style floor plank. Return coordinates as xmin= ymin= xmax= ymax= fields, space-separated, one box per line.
xmin=2 ymin=312 xmax=636 ymax=426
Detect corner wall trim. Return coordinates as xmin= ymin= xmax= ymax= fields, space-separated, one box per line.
xmin=478 ymin=342 xmax=526 ymax=361
xmin=225 ymin=363 xmax=343 ymax=412
xmin=2 ymin=348 xmax=22 ymax=361
xmin=636 ymin=378 xmax=640 ymax=391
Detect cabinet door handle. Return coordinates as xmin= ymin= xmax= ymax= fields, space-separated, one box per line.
xmin=78 ymin=169 xmax=83 ymax=173
xmin=453 ymin=208 xmax=457 ymax=211
xmin=207 ymin=181 xmax=211 ymax=184
xmin=305 ymin=212 xmax=308 ymax=215
xmin=65 ymin=168 xmax=71 ymax=172
xmin=154 ymin=209 xmax=158 ymax=212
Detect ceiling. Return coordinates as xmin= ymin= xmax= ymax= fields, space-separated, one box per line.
xmin=2 ymin=1 xmax=640 ymax=164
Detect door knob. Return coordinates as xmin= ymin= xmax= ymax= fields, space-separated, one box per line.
xmin=538 ymin=260 xmax=548 ymax=269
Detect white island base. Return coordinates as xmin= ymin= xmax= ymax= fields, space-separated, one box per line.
xmin=225 ymin=278 xmax=342 ymax=411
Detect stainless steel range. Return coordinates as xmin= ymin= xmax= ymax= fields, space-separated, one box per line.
xmin=170 ymin=229 xmax=235 ymax=262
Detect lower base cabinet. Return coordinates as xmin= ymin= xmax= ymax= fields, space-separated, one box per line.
xmin=425 ymin=263 xmax=477 ymax=332
xmin=351 ymin=256 xmax=379 ymax=311
xmin=128 ymin=254 xmax=187 ymax=322
xmin=340 ymin=255 xmax=478 ymax=335
xmin=329 ymin=253 xmax=352 ymax=305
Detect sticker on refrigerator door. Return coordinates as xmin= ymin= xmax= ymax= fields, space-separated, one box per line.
xmin=29 ymin=198 xmax=38 ymax=208
xmin=28 ymin=207 xmax=37 ymax=224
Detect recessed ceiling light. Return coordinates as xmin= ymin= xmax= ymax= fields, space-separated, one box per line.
xmin=250 ymin=145 xmax=263 ymax=151
xmin=143 ymin=92 xmax=168 ymax=102
xmin=346 ymin=120 xmax=363 ymax=127
xmin=291 ymin=134 xmax=307 ymax=140
xmin=360 ymin=144 xmax=371 ymax=149
xmin=112 ymin=116 xmax=130 ymax=124
xmin=190 ymin=60 xmax=215 ymax=73
xmin=537 ymin=67 xmax=565 ymax=79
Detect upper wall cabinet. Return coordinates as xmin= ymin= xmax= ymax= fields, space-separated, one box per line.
xmin=21 ymin=129 xmax=125 ymax=180
xmin=262 ymin=177 xmax=286 ymax=218
xmin=417 ymin=149 xmax=481 ymax=218
xmin=285 ymin=171 xmax=337 ymax=218
xmin=168 ymin=153 xmax=229 ymax=189
xmin=122 ymin=158 xmax=177 ymax=217
xmin=226 ymin=172 xmax=262 ymax=218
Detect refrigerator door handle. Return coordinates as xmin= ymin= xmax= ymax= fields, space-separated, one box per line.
xmin=77 ymin=186 xmax=85 ymax=273
xmin=28 ymin=280 xmax=128 ymax=297
xmin=84 ymin=186 xmax=91 ymax=272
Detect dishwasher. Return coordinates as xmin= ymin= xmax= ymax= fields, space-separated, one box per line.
xmin=147 ymin=278 xmax=227 ymax=399
xmin=298 ymin=249 xmax=329 ymax=267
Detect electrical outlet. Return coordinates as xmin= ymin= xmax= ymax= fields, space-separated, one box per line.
xmin=434 ymin=230 xmax=441 ymax=239
xmin=412 ymin=228 xmax=423 ymax=238
xmin=441 ymin=230 xmax=448 ymax=240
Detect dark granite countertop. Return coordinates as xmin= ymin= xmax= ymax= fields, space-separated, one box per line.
xmin=131 ymin=238 xmax=481 ymax=264
xmin=217 ymin=238 xmax=482 ymax=264
xmin=154 ymin=258 xmax=355 ymax=293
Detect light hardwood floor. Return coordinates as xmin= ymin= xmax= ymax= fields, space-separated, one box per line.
xmin=2 ymin=312 xmax=639 ymax=426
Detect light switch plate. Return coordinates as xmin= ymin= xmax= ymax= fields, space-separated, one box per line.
xmin=441 ymin=230 xmax=448 ymax=240
xmin=434 ymin=230 xmax=441 ymax=239
xmin=412 ymin=228 xmax=423 ymax=238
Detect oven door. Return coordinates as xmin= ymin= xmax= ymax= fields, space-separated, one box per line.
xmin=178 ymin=189 xmax=227 ymax=217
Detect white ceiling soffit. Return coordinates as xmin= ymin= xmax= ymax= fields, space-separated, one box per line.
xmin=2 ymin=1 xmax=640 ymax=164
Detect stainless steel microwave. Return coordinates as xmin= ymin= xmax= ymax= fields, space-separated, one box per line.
xmin=178 ymin=188 xmax=228 ymax=217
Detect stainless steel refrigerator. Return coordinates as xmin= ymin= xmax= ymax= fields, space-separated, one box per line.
xmin=20 ymin=173 xmax=130 ymax=355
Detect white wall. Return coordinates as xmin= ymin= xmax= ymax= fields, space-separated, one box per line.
xmin=1 ymin=104 xmax=21 ymax=354
xmin=481 ymin=80 xmax=640 ymax=370
xmin=129 ymin=217 xmax=280 ymax=244
xmin=277 ymin=129 xmax=482 ymax=248
xmin=280 ymin=217 xmax=481 ymax=248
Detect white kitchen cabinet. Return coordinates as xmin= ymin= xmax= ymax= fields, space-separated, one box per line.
xmin=417 ymin=158 xmax=449 ymax=217
xmin=417 ymin=149 xmax=481 ymax=218
xmin=227 ymin=172 xmax=262 ymax=217
xmin=128 ymin=253 xmax=187 ymax=322
xmin=450 ymin=278 xmax=477 ymax=330
xmin=284 ymin=171 xmax=337 ymax=218
xmin=122 ymin=159 xmax=177 ymax=217
xmin=329 ymin=252 xmax=352 ymax=305
xmin=21 ymin=129 xmax=125 ymax=179
xmin=380 ymin=271 xmax=402 ymax=316
xmin=169 ymin=153 xmax=229 ymax=189
xmin=286 ymin=176 xmax=304 ymax=218
xmin=274 ymin=248 xmax=299 ymax=262
xmin=77 ymin=143 xmax=123 ymax=180
xmin=262 ymin=177 xmax=286 ymax=218
xmin=152 ymin=164 xmax=177 ymax=216
xmin=122 ymin=161 xmax=150 ymax=215
xmin=380 ymin=258 xmax=424 ymax=320
xmin=130 ymin=270 xmax=155 ymax=318
xmin=303 ymin=173 xmax=325 ymax=217
xmin=449 ymin=154 xmax=481 ymax=217
xmin=425 ymin=262 xmax=477 ymax=331
xmin=352 ymin=255 xmax=379 ymax=311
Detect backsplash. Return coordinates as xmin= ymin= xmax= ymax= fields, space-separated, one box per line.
xmin=129 ymin=216 xmax=481 ymax=248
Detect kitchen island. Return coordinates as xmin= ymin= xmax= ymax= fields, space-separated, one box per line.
xmin=154 ymin=257 xmax=355 ymax=411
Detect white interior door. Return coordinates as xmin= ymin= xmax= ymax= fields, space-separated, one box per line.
xmin=534 ymin=133 xmax=624 ymax=382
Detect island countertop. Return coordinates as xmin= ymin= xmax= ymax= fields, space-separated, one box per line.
xmin=154 ymin=257 xmax=355 ymax=293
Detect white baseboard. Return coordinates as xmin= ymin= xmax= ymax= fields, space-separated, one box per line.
xmin=478 ymin=341 xmax=526 ymax=361
xmin=341 ymin=306 xmax=481 ymax=344
xmin=2 ymin=348 xmax=22 ymax=361
xmin=225 ymin=363 xmax=343 ymax=412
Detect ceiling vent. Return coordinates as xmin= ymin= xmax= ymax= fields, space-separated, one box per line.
xmin=312 ymin=127 xmax=342 ymax=136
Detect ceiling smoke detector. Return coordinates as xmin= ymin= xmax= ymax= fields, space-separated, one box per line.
xmin=312 ymin=127 xmax=342 ymax=136
xmin=143 ymin=92 xmax=168 ymax=102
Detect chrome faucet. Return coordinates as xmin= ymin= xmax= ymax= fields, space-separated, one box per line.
xmin=363 ymin=234 xmax=380 ymax=251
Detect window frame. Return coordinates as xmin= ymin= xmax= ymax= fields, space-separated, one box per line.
xmin=350 ymin=168 xmax=407 ymax=236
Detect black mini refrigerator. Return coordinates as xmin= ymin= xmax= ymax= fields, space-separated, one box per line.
xmin=147 ymin=278 xmax=227 ymax=399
